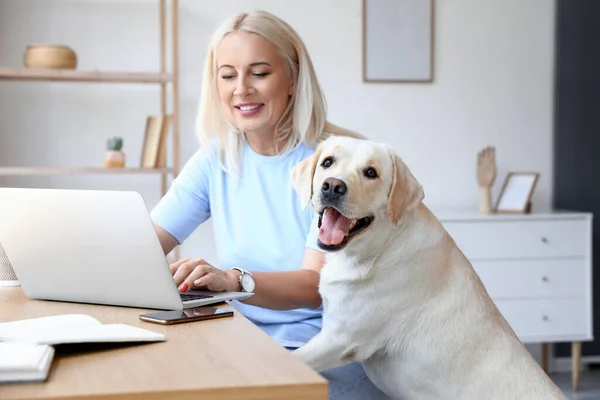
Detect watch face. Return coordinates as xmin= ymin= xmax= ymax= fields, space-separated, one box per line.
xmin=240 ymin=274 xmax=256 ymax=293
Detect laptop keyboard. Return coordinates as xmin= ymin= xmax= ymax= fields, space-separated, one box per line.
xmin=180 ymin=293 xmax=214 ymax=302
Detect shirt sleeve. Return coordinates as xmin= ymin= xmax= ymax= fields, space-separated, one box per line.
xmin=150 ymin=145 xmax=215 ymax=244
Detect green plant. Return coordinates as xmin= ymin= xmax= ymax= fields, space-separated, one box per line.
xmin=107 ymin=137 xmax=123 ymax=151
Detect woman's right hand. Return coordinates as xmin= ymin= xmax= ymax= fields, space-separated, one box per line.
xmin=169 ymin=258 xmax=240 ymax=293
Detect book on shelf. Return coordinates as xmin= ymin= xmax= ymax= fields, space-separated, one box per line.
xmin=141 ymin=114 xmax=172 ymax=168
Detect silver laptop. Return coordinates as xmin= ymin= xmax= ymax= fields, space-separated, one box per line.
xmin=0 ymin=187 xmax=252 ymax=310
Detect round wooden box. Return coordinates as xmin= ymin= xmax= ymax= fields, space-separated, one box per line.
xmin=23 ymin=44 xmax=77 ymax=69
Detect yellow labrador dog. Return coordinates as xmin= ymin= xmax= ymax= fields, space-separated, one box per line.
xmin=290 ymin=136 xmax=566 ymax=400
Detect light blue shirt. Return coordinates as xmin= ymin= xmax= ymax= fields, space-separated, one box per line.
xmin=150 ymin=139 xmax=323 ymax=348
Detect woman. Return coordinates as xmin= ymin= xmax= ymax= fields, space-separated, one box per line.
xmin=151 ymin=10 xmax=390 ymax=400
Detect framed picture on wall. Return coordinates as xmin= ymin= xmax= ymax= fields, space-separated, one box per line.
xmin=362 ymin=0 xmax=435 ymax=83
xmin=494 ymin=172 xmax=540 ymax=214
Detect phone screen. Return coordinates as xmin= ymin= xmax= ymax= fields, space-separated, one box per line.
xmin=139 ymin=307 xmax=234 ymax=324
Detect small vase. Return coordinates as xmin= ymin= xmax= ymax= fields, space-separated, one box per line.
xmin=104 ymin=137 xmax=125 ymax=168
xmin=105 ymin=150 xmax=125 ymax=168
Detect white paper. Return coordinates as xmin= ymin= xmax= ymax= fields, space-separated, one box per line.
xmin=0 ymin=314 xmax=101 ymax=340
xmin=0 ymin=314 xmax=165 ymax=345
xmin=497 ymin=174 xmax=537 ymax=211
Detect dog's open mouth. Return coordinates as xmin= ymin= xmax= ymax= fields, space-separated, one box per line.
xmin=317 ymin=207 xmax=374 ymax=251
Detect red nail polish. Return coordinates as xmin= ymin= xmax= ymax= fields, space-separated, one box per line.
xmin=179 ymin=282 xmax=188 ymax=292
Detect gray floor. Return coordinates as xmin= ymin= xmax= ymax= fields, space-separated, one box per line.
xmin=552 ymin=369 xmax=600 ymax=400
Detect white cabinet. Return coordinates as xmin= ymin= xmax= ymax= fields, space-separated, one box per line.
xmin=436 ymin=210 xmax=593 ymax=390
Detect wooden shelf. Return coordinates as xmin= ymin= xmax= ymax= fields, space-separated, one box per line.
xmin=0 ymin=0 xmax=182 ymax=258
xmin=0 ymin=68 xmax=172 ymax=84
xmin=0 ymin=167 xmax=174 ymax=176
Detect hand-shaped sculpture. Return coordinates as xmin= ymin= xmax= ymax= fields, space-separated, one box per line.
xmin=477 ymin=146 xmax=496 ymax=213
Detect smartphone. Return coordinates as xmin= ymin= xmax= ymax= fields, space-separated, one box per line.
xmin=139 ymin=307 xmax=234 ymax=325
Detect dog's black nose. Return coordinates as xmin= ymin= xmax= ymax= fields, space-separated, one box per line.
xmin=321 ymin=178 xmax=347 ymax=201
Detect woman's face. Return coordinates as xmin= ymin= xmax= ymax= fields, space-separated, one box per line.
xmin=216 ymin=31 xmax=293 ymax=140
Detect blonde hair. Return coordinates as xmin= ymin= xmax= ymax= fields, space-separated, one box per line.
xmin=196 ymin=10 xmax=364 ymax=174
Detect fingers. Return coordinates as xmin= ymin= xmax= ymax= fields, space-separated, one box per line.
xmin=181 ymin=267 xmax=213 ymax=291
xmin=169 ymin=257 xmax=191 ymax=275
xmin=194 ymin=271 xmax=234 ymax=292
xmin=169 ymin=258 xmax=232 ymax=293
xmin=192 ymin=271 xmax=216 ymax=289
xmin=172 ymin=258 xmax=211 ymax=288
xmin=477 ymin=146 xmax=496 ymax=164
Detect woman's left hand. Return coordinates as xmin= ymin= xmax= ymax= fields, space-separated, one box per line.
xmin=170 ymin=258 xmax=240 ymax=293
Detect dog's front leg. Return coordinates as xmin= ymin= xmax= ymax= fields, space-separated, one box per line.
xmin=293 ymin=330 xmax=355 ymax=372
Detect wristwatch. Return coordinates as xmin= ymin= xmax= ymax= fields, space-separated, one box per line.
xmin=232 ymin=267 xmax=256 ymax=293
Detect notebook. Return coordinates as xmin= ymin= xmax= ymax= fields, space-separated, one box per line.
xmin=0 ymin=342 xmax=54 ymax=383
xmin=0 ymin=314 xmax=166 ymax=345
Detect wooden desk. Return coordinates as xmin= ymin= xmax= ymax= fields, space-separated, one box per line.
xmin=0 ymin=288 xmax=327 ymax=400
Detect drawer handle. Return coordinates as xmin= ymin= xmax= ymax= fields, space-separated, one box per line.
xmin=542 ymin=315 xmax=549 ymax=321
xmin=542 ymin=276 xmax=549 ymax=282
xmin=541 ymin=237 xmax=548 ymax=243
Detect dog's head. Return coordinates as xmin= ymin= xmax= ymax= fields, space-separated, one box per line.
xmin=291 ymin=136 xmax=424 ymax=252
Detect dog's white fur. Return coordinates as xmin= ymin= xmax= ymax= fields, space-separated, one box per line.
xmin=290 ymin=136 xmax=567 ymax=400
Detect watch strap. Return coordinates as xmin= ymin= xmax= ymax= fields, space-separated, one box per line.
xmin=232 ymin=267 xmax=252 ymax=277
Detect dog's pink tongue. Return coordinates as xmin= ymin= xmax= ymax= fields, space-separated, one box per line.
xmin=319 ymin=208 xmax=351 ymax=246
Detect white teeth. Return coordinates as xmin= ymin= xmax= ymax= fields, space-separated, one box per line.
xmin=350 ymin=219 xmax=357 ymax=229
xmin=239 ymin=105 xmax=261 ymax=111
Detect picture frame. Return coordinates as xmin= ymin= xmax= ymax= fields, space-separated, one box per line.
xmin=362 ymin=0 xmax=435 ymax=83
xmin=494 ymin=172 xmax=540 ymax=214
xmin=140 ymin=115 xmax=171 ymax=168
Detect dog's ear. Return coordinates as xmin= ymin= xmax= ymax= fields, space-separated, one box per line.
xmin=291 ymin=146 xmax=322 ymax=208
xmin=387 ymin=147 xmax=424 ymax=224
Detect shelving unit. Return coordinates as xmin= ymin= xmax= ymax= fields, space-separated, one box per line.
xmin=0 ymin=0 xmax=180 ymax=257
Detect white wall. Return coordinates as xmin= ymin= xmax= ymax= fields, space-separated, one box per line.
xmin=0 ymin=0 xmax=557 ymax=263
xmin=0 ymin=0 xmax=555 ymax=365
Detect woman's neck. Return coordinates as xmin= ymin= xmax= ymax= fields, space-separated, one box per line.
xmin=245 ymin=132 xmax=289 ymax=156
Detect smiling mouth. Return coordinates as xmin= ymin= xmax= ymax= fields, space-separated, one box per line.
xmin=317 ymin=207 xmax=374 ymax=252
xmin=235 ymin=104 xmax=263 ymax=112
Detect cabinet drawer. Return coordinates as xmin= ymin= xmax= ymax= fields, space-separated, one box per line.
xmin=495 ymin=298 xmax=589 ymax=341
xmin=443 ymin=219 xmax=589 ymax=259
xmin=473 ymin=259 xmax=587 ymax=299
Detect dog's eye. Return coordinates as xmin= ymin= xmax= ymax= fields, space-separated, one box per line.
xmin=321 ymin=157 xmax=334 ymax=168
xmin=364 ymin=167 xmax=378 ymax=179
